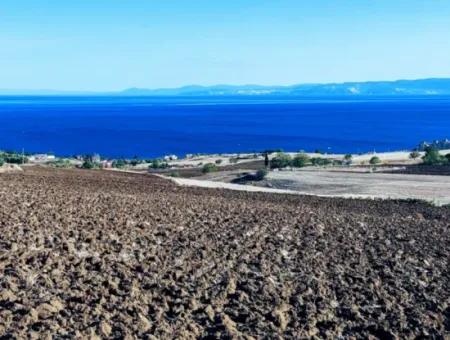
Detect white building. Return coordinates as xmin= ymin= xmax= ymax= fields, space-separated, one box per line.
xmin=163 ymin=154 xmax=178 ymax=161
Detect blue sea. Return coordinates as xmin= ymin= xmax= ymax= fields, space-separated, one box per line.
xmin=0 ymin=96 xmax=449 ymax=158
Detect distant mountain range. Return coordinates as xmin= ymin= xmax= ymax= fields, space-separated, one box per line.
xmin=2 ymin=78 xmax=450 ymax=96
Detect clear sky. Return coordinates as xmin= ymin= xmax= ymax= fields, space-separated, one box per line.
xmin=1 ymin=1 xmax=450 ymax=91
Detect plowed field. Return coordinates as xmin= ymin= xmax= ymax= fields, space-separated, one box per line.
xmin=0 ymin=167 xmax=449 ymax=338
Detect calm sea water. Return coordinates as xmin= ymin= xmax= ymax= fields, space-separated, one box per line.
xmin=0 ymin=96 xmax=449 ymax=158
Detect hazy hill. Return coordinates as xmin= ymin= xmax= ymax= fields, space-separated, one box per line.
xmin=2 ymin=78 xmax=450 ymax=96
xmin=119 ymin=78 xmax=450 ymax=96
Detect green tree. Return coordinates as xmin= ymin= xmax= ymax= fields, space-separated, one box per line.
xmin=409 ymin=151 xmax=421 ymax=159
xmin=422 ymin=147 xmax=447 ymax=165
xmin=1 ymin=152 xmax=28 ymax=164
xmin=112 ymin=159 xmax=127 ymax=168
xmin=149 ymin=160 xmax=169 ymax=169
xmin=369 ymin=156 xmax=381 ymax=165
xmin=292 ymin=153 xmax=310 ymax=167
xmin=81 ymin=160 xmax=95 ymax=169
xmin=310 ymin=157 xmax=332 ymax=166
xmin=270 ymin=152 xmax=292 ymax=169
xmin=202 ymin=163 xmax=218 ymax=173
xmin=343 ymin=154 xmax=353 ymax=165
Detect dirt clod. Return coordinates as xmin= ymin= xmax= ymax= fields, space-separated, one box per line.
xmin=0 ymin=167 xmax=448 ymax=338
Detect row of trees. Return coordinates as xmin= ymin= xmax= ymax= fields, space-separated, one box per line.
xmin=267 ymin=152 xmax=381 ymax=169
xmin=0 ymin=151 xmax=29 ymax=165
xmin=413 ymin=147 xmax=450 ymax=165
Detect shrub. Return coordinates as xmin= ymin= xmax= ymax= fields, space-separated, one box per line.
xmin=409 ymin=151 xmax=421 ymax=159
xmin=292 ymin=153 xmax=310 ymax=168
xmin=1 ymin=153 xmax=28 ymax=164
xmin=81 ymin=160 xmax=95 ymax=169
xmin=369 ymin=156 xmax=381 ymax=165
xmin=270 ymin=152 xmax=292 ymax=169
xmin=112 ymin=159 xmax=127 ymax=168
xmin=422 ymin=147 xmax=447 ymax=165
xmin=215 ymin=159 xmax=223 ymax=164
xmin=168 ymin=171 xmax=180 ymax=177
xmin=47 ymin=159 xmax=71 ymax=168
xmin=149 ymin=160 xmax=169 ymax=169
xmin=254 ymin=169 xmax=268 ymax=181
xmin=229 ymin=158 xmax=238 ymax=164
xmin=0 ymin=157 xmax=4 ymax=166
xmin=310 ymin=157 xmax=332 ymax=166
xmin=343 ymin=153 xmax=353 ymax=165
xmin=446 ymin=153 xmax=450 ymax=162
xmin=202 ymin=163 xmax=218 ymax=173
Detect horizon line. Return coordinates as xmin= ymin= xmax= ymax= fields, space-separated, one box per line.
xmin=1 ymin=76 xmax=450 ymax=94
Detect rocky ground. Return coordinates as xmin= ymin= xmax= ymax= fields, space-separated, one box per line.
xmin=0 ymin=167 xmax=449 ymax=339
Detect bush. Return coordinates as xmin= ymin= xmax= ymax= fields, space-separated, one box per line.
xmin=292 ymin=153 xmax=310 ymax=168
xmin=149 ymin=160 xmax=169 ymax=169
xmin=168 ymin=171 xmax=180 ymax=177
xmin=47 ymin=159 xmax=71 ymax=168
xmin=343 ymin=153 xmax=353 ymax=165
xmin=0 ymin=157 xmax=4 ymax=166
xmin=254 ymin=169 xmax=268 ymax=181
xmin=202 ymin=163 xmax=218 ymax=173
xmin=310 ymin=157 xmax=332 ymax=166
xmin=409 ymin=151 xmax=421 ymax=159
xmin=422 ymin=147 xmax=447 ymax=165
xmin=112 ymin=159 xmax=127 ymax=168
xmin=369 ymin=156 xmax=381 ymax=165
xmin=81 ymin=160 xmax=95 ymax=169
xmin=215 ymin=159 xmax=223 ymax=164
xmin=1 ymin=153 xmax=28 ymax=164
xmin=270 ymin=152 xmax=292 ymax=169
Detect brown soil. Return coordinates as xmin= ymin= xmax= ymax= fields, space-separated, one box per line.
xmin=0 ymin=167 xmax=449 ymax=338
xmin=149 ymin=160 xmax=265 ymax=178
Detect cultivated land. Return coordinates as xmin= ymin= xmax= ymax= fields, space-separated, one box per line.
xmin=0 ymin=167 xmax=449 ymax=338
xmin=193 ymin=169 xmax=450 ymax=205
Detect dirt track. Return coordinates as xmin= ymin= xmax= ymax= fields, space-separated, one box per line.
xmin=0 ymin=167 xmax=449 ymax=338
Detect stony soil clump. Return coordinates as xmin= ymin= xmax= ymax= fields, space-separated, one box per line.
xmin=0 ymin=167 xmax=449 ymax=338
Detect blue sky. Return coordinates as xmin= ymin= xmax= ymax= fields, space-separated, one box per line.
xmin=1 ymin=1 xmax=450 ymax=91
